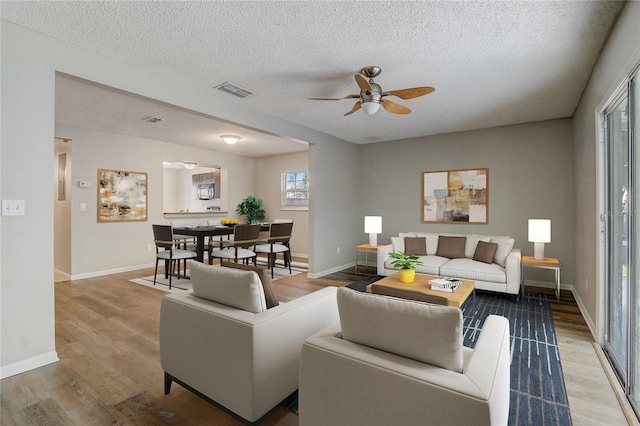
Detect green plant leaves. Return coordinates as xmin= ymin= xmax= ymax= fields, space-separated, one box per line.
xmin=236 ymin=195 xmax=266 ymax=224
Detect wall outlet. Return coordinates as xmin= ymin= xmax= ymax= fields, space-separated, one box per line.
xmin=147 ymin=244 xmax=154 ymax=252
xmin=337 ymin=246 xmax=341 ymax=254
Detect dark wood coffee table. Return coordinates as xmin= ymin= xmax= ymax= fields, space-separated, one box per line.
xmin=366 ymin=272 xmax=475 ymax=308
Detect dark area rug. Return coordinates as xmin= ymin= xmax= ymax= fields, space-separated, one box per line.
xmin=345 ymin=275 xmax=572 ymax=426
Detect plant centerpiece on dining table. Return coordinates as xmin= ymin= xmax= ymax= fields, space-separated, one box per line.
xmin=236 ymin=195 xmax=266 ymax=224
xmin=389 ymin=251 xmax=425 ymax=283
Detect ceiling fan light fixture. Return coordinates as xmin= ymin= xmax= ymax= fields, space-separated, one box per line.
xmin=361 ymin=101 xmax=380 ymax=116
xmin=221 ymin=134 xmax=241 ymax=145
xmin=184 ymin=161 xmax=197 ymax=170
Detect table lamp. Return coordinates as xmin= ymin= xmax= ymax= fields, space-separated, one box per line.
xmin=528 ymin=219 xmax=551 ymax=260
xmin=364 ymin=216 xmax=382 ymax=246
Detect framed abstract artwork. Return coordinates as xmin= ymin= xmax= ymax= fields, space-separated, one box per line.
xmin=422 ymin=168 xmax=488 ymax=224
xmin=98 ymin=168 xmax=148 ymax=222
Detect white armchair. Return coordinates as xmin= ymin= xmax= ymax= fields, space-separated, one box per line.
xmin=299 ymin=288 xmax=511 ymax=426
xmin=160 ymin=262 xmax=339 ymax=423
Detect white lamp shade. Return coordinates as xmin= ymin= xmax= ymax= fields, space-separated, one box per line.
xmin=361 ymin=101 xmax=380 ymax=116
xmin=364 ymin=216 xmax=382 ymax=234
xmin=528 ymin=219 xmax=551 ymax=243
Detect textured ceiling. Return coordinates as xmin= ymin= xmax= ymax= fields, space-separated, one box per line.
xmin=1 ymin=1 xmax=625 ymax=153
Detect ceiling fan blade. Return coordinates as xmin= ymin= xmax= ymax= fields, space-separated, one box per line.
xmin=344 ymin=101 xmax=362 ymax=116
xmin=309 ymin=94 xmax=360 ymax=101
xmin=354 ymin=74 xmax=372 ymax=92
xmin=382 ymin=86 xmax=435 ymax=100
xmin=381 ymin=99 xmax=411 ymax=114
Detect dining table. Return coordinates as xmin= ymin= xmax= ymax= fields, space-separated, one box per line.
xmin=173 ymin=224 xmax=271 ymax=263
xmin=172 ymin=225 xmax=234 ymax=262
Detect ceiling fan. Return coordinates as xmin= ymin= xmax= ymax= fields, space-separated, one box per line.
xmin=309 ymin=66 xmax=435 ymax=116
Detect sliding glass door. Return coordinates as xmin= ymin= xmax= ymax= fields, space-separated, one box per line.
xmin=603 ymin=67 xmax=639 ymax=416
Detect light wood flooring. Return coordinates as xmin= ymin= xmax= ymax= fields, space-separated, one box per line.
xmin=0 ymin=264 xmax=634 ymax=425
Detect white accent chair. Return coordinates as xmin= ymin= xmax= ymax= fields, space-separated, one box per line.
xmin=160 ymin=262 xmax=339 ymax=423
xmin=299 ymin=288 xmax=511 ymax=426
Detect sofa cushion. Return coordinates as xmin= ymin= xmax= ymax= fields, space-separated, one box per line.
xmin=190 ymin=261 xmax=267 ymax=313
xmin=391 ymin=233 xmax=416 ymax=253
xmin=491 ymin=237 xmax=515 ymax=267
xmin=411 ymin=232 xmax=439 ymax=255
xmin=464 ymin=235 xmax=492 ymax=258
xmin=404 ymin=237 xmax=427 ymax=255
xmin=473 ymin=241 xmax=498 ymax=264
xmin=221 ymin=261 xmax=279 ymax=308
xmin=337 ymin=287 xmax=463 ymax=372
xmin=370 ymin=284 xmax=449 ymax=306
xmin=439 ymin=258 xmax=507 ymax=283
xmin=436 ymin=236 xmax=466 ymax=259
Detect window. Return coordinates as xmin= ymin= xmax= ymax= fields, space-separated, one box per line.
xmin=281 ymin=171 xmax=309 ymax=210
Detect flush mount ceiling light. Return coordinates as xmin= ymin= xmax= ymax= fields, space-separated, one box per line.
xmin=184 ymin=161 xmax=197 ymax=170
xmin=221 ymin=135 xmax=241 ymax=145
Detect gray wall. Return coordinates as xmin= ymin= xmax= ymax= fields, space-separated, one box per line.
xmin=358 ymin=119 xmax=576 ymax=285
xmin=572 ymin=0 xmax=640 ymax=336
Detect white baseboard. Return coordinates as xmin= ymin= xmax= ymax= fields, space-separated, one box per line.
xmin=570 ymin=286 xmax=598 ymax=341
xmin=0 ymin=351 xmax=59 ymax=379
xmin=71 ymin=263 xmax=155 ymax=280
xmin=308 ymin=261 xmax=355 ymax=279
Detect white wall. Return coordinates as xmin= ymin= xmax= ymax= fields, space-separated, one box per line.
xmin=572 ymin=1 xmax=640 ymax=337
xmin=53 ymin=139 xmax=72 ymax=276
xmin=256 ymin=151 xmax=310 ymax=257
xmin=358 ymin=119 xmax=576 ymax=285
xmin=0 ymin=21 xmax=359 ymax=377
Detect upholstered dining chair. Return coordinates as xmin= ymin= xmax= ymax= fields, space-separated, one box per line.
xmin=209 ymin=224 xmax=261 ymax=265
xmin=254 ymin=222 xmax=293 ymax=278
xmin=152 ymin=224 xmax=198 ymax=289
xmin=171 ymin=221 xmax=198 ymax=273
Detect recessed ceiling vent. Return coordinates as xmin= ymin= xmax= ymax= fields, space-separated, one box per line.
xmin=213 ymin=82 xmax=254 ymax=98
xmin=142 ymin=116 xmax=163 ymax=123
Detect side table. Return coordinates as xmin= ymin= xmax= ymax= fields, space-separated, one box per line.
xmin=355 ymin=244 xmax=386 ymax=275
xmin=521 ymin=256 xmax=561 ymax=302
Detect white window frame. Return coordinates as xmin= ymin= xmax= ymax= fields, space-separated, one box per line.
xmin=281 ymin=170 xmax=309 ymax=211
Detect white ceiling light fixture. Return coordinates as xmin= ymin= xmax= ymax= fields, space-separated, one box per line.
xmin=361 ymin=101 xmax=381 ymax=116
xmin=184 ymin=161 xmax=197 ymax=170
xmin=221 ymin=135 xmax=241 ymax=145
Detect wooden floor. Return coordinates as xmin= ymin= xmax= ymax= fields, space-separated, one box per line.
xmin=0 ymin=264 xmax=632 ymax=425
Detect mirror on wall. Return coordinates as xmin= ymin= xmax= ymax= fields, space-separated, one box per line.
xmin=163 ymin=162 xmax=228 ymax=214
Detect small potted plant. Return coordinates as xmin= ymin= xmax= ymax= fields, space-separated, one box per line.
xmin=236 ymin=195 xmax=266 ymax=224
xmin=389 ymin=251 xmax=424 ymax=283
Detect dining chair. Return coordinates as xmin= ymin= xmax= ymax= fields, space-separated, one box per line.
xmin=254 ymin=222 xmax=293 ymax=278
xmin=171 ymin=221 xmax=198 ymax=273
xmin=209 ymin=224 xmax=261 ymax=265
xmin=153 ymin=224 xmax=198 ymax=289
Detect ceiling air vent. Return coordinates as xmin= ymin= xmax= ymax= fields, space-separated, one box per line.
xmin=213 ymin=82 xmax=254 ymax=98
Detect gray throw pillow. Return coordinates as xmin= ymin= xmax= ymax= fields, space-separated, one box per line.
xmin=435 ymin=236 xmax=466 ymax=259
xmin=221 ymin=261 xmax=279 ymax=308
xmin=404 ymin=237 xmax=427 ymax=255
xmin=473 ymin=241 xmax=498 ymax=264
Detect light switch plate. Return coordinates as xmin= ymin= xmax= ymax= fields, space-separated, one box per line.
xmin=2 ymin=200 xmax=25 ymax=216
xmin=79 ymin=181 xmax=90 ymax=188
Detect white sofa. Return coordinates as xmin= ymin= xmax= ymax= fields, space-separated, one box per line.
xmin=377 ymin=232 xmax=521 ymax=299
xmin=300 ymin=288 xmax=511 ymax=426
xmin=160 ymin=261 xmax=339 ymax=423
